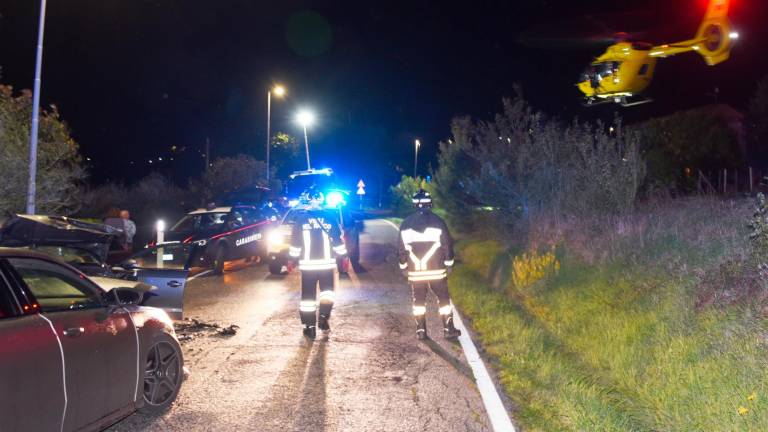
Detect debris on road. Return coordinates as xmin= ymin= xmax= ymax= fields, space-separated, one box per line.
xmin=175 ymin=318 xmax=240 ymax=342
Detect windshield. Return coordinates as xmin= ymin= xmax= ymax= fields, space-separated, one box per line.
xmin=23 ymin=245 xmax=102 ymax=265
xmin=285 ymin=174 xmax=337 ymax=198
xmin=171 ymin=212 xmax=229 ymax=232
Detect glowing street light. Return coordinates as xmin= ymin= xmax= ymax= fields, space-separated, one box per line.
xmin=266 ymin=84 xmax=286 ymax=184
xmin=414 ymin=139 xmax=421 ymax=178
xmin=296 ymin=109 xmax=315 ymax=170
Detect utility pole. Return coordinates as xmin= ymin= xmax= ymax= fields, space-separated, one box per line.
xmin=26 ymin=0 xmax=48 ymax=214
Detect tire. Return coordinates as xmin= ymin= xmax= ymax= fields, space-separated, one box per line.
xmin=139 ymin=334 xmax=184 ymax=414
xmin=212 ymin=245 xmax=227 ymax=275
xmin=269 ymin=260 xmax=284 ymax=275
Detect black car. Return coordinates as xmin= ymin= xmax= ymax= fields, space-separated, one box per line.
xmin=0 ymin=248 xmax=184 ymax=432
xmin=0 ymin=215 xmax=188 ymax=319
xmin=162 ymin=205 xmax=276 ymax=274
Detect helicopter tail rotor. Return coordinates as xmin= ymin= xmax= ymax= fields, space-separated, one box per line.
xmin=694 ymin=0 xmax=737 ymax=65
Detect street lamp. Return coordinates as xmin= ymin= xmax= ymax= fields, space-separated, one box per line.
xmin=266 ymin=84 xmax=286 ymax=184
xmin=26 ymin=0 xmax=48 ymax=214
xmin=296 ymin=109 xmax=315 ymax=170
xmin=414 ymin=139 xmax=421 ymax=178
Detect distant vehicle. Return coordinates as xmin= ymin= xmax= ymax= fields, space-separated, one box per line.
xmin=0 ymin=248 xmax=185 ymax=431
xmin=283 ymin=168 xmax=349 ymax=209
xmin=160 ymin=204 xmax=276 ymax=274
xmin=0 ymin=214 xmax=187 ymax=319
xmin=577 ymin=0 xmax=737 ymax=106
xmin=265 ymin=204 xmax=361 ymax=275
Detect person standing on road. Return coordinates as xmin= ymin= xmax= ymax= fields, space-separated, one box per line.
xmin=398 ymin=189 xmax=461 ymax=340
xmin=120 ymin=210 xmax=137 ymax=251
xmin=289 ymin=190 xmax=348 ymax=339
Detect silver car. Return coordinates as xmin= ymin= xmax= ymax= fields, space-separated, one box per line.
xmin=0 ymin=248 xmax=185 ymax=431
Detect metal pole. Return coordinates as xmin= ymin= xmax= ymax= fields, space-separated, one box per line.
xmin=26 ymin=0 xmax=47 ymax=214
xmin=303 ymin=124 xmax=311 ymax=170
xmin=414 ymin=140 xmax=420 ymax=178
xmin=266 ymin=91 xmax=271 ymax=184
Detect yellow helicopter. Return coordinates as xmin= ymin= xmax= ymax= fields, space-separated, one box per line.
xmin=577 ymin=0 xmax=738 ymax=107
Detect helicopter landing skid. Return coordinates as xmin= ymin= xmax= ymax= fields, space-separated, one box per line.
xmin=619 ymin=97 xmax=653 ymax=107
xmin=582 ymin=96 xmax=653 ymax=108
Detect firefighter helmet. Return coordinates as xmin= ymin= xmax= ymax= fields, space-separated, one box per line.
xmin=412 ymin=189 xmax=432 ymax=209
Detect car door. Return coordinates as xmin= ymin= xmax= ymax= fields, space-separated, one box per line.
xmin=128 ymin=244 xmax=189 ymax=320
xmin=0 ymin=263 xmax=65 ymax=432
xmin=6 ymin=257 xmax=137 ymax=432
xmin=232 ymin=206 xmax=265 ymax=259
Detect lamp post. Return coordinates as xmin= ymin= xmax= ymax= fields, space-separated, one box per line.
xmin=296 ymin=110 xmax=315 ymax=170
xmin=26 ymin=0 xmax=48 ymax=214
xmin=414 ymin=139 xmax=421 ymax=178
xmin=156 ymin=220 xmax=166 ymax=268
xmin=266 ymin=85 xmax=285 ymax=184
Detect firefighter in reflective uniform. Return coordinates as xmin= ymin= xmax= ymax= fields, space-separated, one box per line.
xmin=398 ymin=189 xmax=461 ymax=340
xmin=289 ymin=191 xmax=348 ymax=339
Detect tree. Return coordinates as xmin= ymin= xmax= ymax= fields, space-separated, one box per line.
xmin=0 ymin=85 xmax=86 ymax=215
xmin=197 ymin=154 xmax=267 ymax=202
xmin=747 ymin=76 xmax=768 ymax=164
xmin=431 ymin=92 xmax=645 ymax=244
xmin=635 ymin=104 xmax=744 ymax=191
xmin=390 ymin=175 xmax=428 ymax=216
xmin=270 ymin=131 xmax=301 ymax=180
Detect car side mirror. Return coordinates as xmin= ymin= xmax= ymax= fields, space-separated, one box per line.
xmin=106 ymin=287 xmax=143 ymax=306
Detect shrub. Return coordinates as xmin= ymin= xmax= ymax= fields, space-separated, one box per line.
xmin=0 ymin=85 xmax=86 ymax=215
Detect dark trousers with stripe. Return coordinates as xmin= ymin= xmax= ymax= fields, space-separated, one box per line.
xmin=300 ymin=269 xmax=335 ymax=327
xmin=411 ymin=278 xmax=451 ymax=312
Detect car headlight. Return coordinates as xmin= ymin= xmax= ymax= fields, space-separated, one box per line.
xmin=268 ymin=231 xmax=283 ymax=246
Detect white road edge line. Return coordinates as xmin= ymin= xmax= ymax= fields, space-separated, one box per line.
xmin=187 ymin=269 xmax=213 ymax=281
xmin=380 ymin=218 xmax=400 ymax=231
xmin=453 ymin=309 xmax=516 ymax=432
xmin=377 ymin=218 xmax=516 ymax=432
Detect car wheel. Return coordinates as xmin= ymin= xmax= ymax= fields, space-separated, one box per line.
xmin=212 ymin=245 xmax=227 ymax=275
xmin=269 ymin=260 xmax=284 ymax=275
xmin=139 ymin=334 xmax=184 ymax=414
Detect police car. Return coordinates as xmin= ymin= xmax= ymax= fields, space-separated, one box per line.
xmin=158 ymin=205 xmax=275 ymax=274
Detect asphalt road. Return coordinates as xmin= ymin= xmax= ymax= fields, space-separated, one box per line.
xmin=108 ymin=219 xmax=492 ymax=432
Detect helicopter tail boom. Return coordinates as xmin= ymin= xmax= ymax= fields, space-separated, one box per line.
xmin=650 ymin=0 xmax=735 ymax=65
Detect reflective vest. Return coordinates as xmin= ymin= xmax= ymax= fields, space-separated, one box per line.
xmin=289 ymin=210 xmax=347 ymax=271
xmin=398 ymin=211 xmax=455 ymax=282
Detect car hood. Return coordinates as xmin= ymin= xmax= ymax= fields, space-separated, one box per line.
xmin=0 ymin=214 xmax=119 ymax=263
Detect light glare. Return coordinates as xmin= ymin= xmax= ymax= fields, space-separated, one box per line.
xmin=296 ymin=110 xmax=315 ymax=127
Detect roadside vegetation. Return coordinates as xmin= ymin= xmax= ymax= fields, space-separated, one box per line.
xmin=385 ymin=80 xmax=768 ymax=430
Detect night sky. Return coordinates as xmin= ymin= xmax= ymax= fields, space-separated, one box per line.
xmin=1 ymin=0 xmax=766 ymax=189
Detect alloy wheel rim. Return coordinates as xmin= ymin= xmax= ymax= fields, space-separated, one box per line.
xmin=143 ymin=341 xmax=181 ymax=406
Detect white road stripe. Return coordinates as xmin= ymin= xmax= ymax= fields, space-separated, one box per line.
xmin=378 ymin=218 xmax=516 ymax=432
xmin=380 ymin=219 xmax=401 ymax=231
xmin=453 ymin=309 xmax=517 ymax=432
xmin=187 ymin=269 xmax=213 ymax=281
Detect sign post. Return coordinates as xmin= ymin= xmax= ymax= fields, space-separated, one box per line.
xmin=356 ymin=179 xmax=366 ymax=209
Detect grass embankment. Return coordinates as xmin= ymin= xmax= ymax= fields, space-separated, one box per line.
xmin=450 ymin=198 xmax=768 ymax=431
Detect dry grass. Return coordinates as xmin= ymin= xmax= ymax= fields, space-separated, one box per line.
xmin=451 ymin=197 xmax=768 ymax=431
